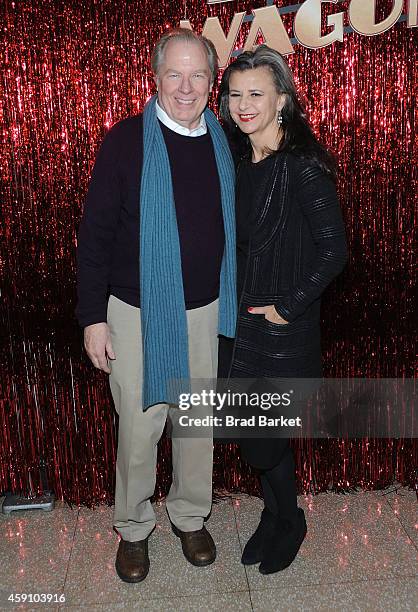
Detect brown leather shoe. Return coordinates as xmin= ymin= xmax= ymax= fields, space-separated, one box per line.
xmin=173 ymin=525 xmax=216 ymax=566
xmin=115 ymin=537 xmax=150 ymax=583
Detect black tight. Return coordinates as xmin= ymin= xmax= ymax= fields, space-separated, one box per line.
xmin=259 ymin=445 xmax=298 ymax=526
xmin=239 ymin=434 xmax=299 ymax=526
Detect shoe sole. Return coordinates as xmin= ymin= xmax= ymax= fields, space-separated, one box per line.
xmin=115 ymin=563 xmax=149 ymax=583
xmin=172 ymin=525 xmax=217 ymax=567
xmin=259 ymin=522 xmax=307 ymax=575
xmin=241 ymin=554 xmax=262 ymax=566
xmin=184 ymin=554 xmax=217 ymax=567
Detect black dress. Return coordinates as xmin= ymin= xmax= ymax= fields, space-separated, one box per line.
xmin=218 ymin=154 xmax=275 ymax=377
xmin=218 ymin=150 xmax=348 ymax=468
xmin=236 ymin=155 xmax=275 ymax=299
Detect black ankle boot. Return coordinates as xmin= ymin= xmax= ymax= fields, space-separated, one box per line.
xmin=241 ymin=507 xmax=276 ymax=565
xmin=259 ymin=507 xmax=307 ymax=574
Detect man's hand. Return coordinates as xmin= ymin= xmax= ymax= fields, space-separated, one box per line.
xmin=84 ymin=322 xmax=116 ymax=373
xmin=247 ymin=305 xmax=289 ymax=325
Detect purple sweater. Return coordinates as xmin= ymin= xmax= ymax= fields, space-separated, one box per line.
xmin=76 ymin=114 xmax=224 ymax=327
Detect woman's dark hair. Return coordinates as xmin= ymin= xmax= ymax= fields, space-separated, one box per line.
xmin=218 ymin=45 xmax=337 ymax=181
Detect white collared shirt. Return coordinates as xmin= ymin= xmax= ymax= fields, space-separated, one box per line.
xmin=155 ymin=99 xmax=207 ymax=137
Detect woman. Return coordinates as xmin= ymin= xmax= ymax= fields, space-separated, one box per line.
xmin=218 ymin=45 xmax=348 ymax=574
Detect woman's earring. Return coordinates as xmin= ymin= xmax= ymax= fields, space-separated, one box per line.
xmin=277 ymin=110 xmax=283 ymax=127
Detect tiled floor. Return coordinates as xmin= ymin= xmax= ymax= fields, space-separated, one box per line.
xmin=0 ymin=486 xmax=416 ymax=611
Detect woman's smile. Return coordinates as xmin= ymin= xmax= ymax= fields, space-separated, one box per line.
xmin=238 ymin=113 xmax=258 ymax=122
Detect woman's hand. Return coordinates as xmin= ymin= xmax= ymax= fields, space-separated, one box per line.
xmin=247 ymin=305 xmax=289 ymax=324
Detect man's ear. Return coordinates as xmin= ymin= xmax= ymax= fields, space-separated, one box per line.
xmin=153 ymin=75 xmax=159 ymax=90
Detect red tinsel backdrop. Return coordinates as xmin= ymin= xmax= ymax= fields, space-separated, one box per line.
xmin=0 ymin=0 xmax=416 ymax=506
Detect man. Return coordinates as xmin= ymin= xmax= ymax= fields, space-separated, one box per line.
xmin=75 ymin=28 xmax=236 ymax=583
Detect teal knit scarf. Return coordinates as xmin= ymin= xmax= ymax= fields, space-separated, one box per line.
xmin=140 ymin=95 xmax=236 ymax=410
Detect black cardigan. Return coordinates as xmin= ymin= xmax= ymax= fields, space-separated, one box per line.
xmin=229 ymin=151 xmax=348 ymax=379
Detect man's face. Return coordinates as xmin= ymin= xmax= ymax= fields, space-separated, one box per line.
xmin=155 ymin=39 xmax=212 ymax=130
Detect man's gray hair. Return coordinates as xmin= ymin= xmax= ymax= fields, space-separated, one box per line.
xmin=151 ymin=27 xmax=219 ymax=83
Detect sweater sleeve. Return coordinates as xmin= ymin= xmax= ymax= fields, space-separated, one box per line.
xmin=75 ymin=124 xmax=122 ymax=328
xmin=274 ymin=161 xmax=348 ymax=323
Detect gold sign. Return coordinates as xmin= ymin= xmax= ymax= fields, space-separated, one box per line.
xmin=180 ymin=0 xmax=417 ymax=67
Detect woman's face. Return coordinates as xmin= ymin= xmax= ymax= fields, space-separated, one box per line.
xmin=228 ymin=66 xmax=285 ymax=142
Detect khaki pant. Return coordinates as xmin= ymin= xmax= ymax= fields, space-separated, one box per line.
xmin=107 ymin=295 xmax=218 ymax=542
